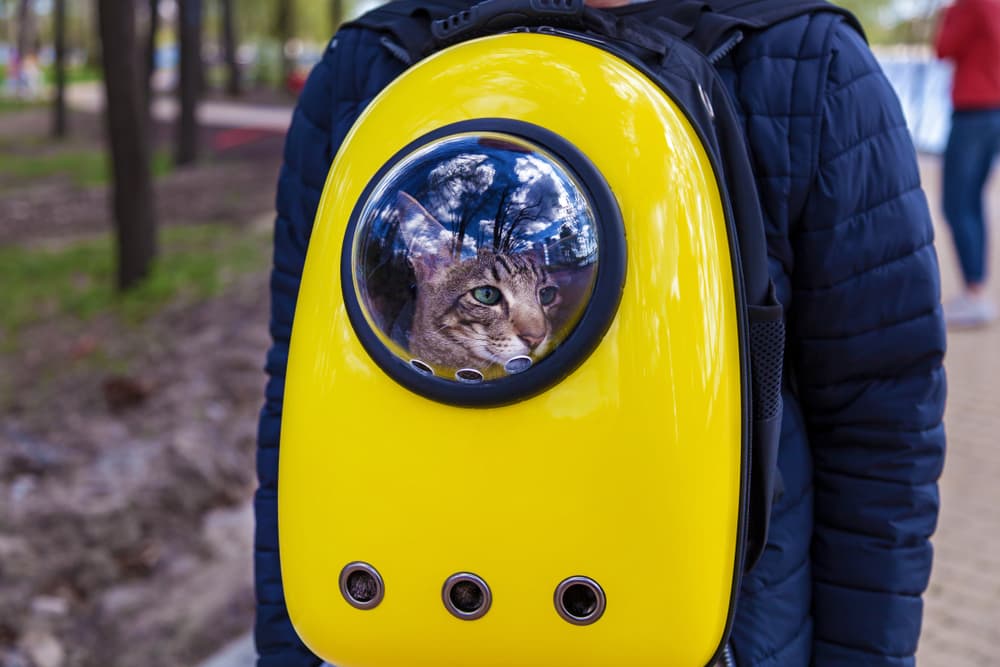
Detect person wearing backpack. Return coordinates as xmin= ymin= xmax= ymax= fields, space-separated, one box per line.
xmin=254 ymin=1 xmax=947 ymax=666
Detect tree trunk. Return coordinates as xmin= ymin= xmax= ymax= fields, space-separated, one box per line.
xmin=15 ymin=0 xmax=36 ymax=61
xmin=52 ymin=0 xmax=68 ymax=137
xmin=97 ymin=0 xmax=158 ymax=291
xmin=85 ymin=0 xmax=101 ymax=69
xmin=176 ymin=0 xmax=202 ymax=166
xmin=145 ymin=0 xmax=160 ymax=114
xmin=331 ymin=0 xmax=342 ymax=32
xmin=220 ymin=0 xmax=240 ymax=96
xmin=274 ymin=0 xmax=294 ymax=88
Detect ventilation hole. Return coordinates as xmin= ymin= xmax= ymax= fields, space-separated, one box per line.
xmin=410 ymin=359 xmax=434 ymax=376
xmin=563 ymin=584 xmax=596 ymax=617
xmin=450 ymin=581 xmax=484 ymax=613
xmin=339 ymin=562 xmax=384 ymax=610
xmin=442 ymin=573 xmax=492 ymax=620
xmin=555 ymin=576 xmax=605 ymax=625
xmin=504 ymin=356 xmax=533 ymax=374
xmin=347 ymin=571 xmax=378 ymax=601
xmin=455 ymin=369 xmax=484 ymax=383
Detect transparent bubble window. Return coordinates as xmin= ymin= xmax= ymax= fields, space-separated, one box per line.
xmin=341 ymin=121 xmax=626 ymax=406
xmin=350 ymin=132 xmax=604 ymax=385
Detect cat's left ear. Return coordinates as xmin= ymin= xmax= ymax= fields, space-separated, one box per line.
xmin=395 ymin=191 xmax=454 ymax=279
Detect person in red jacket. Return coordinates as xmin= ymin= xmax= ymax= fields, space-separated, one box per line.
xmin=936 ymin=0 xmax=1000 ymax=327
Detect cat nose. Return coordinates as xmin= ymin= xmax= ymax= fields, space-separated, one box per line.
xmin=519 ymin=333 xmax=545 ymax=350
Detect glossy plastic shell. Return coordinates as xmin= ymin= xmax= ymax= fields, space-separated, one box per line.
xmin=280 ymin=32 xmax=743 ymax=667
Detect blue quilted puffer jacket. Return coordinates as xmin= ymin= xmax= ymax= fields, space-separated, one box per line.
xmin=254 ymin=9 xmax=947 ymax=667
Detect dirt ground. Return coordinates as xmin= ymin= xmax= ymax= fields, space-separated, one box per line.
xmin=0 ymin=107 xmax=284 ymax=667
xmin=0 ymin=108 xmax=285 ymax=245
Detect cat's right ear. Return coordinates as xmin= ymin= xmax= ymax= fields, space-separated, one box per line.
xmin=395 ymin=191 xmax=453 ymax=279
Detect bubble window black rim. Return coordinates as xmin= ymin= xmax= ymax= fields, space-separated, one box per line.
xmin=341 ymin=118 xmax=626 ymax=408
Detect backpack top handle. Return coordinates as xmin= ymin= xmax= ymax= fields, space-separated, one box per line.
xmin=430 ymin=0 xmax=587 ymax=48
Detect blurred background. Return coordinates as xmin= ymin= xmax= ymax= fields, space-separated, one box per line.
xmin=0 ymin=1 xmax=996 ymax=666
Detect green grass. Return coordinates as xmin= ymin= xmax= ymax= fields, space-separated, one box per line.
xmin=0 ymin=96 xmax=45 ymax=113
xmin=0 ymin=149 xmax=173 ymax=188
xmin=57 ymin=64 xmax=103 ymax=85
xmin=0 ymin=63 xmax=102 ymax=86
xmin=0 ymin=64 xmax=102 ymax=117
xmin=0 ymin=224 xmax=270 ymax=340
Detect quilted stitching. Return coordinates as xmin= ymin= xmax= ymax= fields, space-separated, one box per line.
xmin=720 ymin=14 xmax=945 ymax=667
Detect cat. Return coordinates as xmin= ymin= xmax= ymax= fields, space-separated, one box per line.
xmin=394 ymin=191 xmax=561 ymax=373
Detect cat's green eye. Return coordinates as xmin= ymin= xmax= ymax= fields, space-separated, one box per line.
xmin=472 ymin=286 xmax=502 ymax=306
xmin=539 ymin=286 xmax=558 ymax=306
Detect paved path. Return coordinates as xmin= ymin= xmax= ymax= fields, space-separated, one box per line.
xmin=199 ymin=635 xmax=257 ymax=667
xmin=198 ymin=156 xmax=1000 ymax=667
xmin=66 ymin=82 xmax=294 ymax=131
xmin=914 ymin=157 xmax=1000 ymax=667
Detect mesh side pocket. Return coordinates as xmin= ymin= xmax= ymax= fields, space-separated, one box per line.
xmin=750 ymin=316 xmax=785 ymax=421
xmin=744 ymin=286 xmax=786 ymax=572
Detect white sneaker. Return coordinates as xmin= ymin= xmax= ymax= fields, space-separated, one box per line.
xmin=944 ymin=292 xmax=997 ymax=329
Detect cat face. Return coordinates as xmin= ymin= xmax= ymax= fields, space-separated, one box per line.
xmin=395 ymin=192 xmax=562 ymax=371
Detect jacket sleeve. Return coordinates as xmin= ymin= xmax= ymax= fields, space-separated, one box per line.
xmin=792 ymin=24 xmax=947 ymax=667
xmin=255 ymin=28 xmax=406 ymax=667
